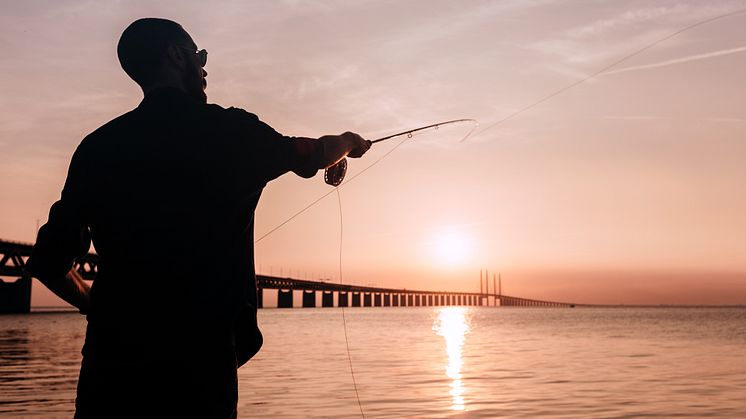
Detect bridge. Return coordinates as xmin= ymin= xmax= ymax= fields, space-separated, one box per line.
xmin=1 ymin=239 xmax=578 ymax=313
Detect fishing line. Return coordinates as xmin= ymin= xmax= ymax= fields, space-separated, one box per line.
xmin=254 ymin=119 xmax=478 ymax=244
xmin=471 ymin=7 xmax=746 ymax=139
xmin=335 ymin=187 xmax=366 ymax=418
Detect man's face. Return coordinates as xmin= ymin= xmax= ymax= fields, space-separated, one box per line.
xmin=178 ymin=34 xmax=208 ymax=103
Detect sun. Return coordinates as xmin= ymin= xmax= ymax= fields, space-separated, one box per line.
xmin=431 ymin=229 xmax=473 ymax=267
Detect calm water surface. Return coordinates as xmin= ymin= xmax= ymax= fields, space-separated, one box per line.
xmin=1 ymin=307 xmax=744 ymax=418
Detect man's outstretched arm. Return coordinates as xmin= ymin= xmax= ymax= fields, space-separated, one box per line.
xmin=292 ymin=132 xmax=371 ymax=178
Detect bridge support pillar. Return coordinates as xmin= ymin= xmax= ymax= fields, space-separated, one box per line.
xmin=383 ymin=293 xmax=390 ymax=306
xmin=407 ymin=294 xmax=414 ymax=306
xmin=352 ymin=292 xmax=361 ymax=307
xmin=0 ymin=277 xmax=31 ymax=314
xmin=374 ymin=293 xmax=381 ymax=307
xmin=302 ymin=290 xmax=316 ymax=308
xmin=392 ymin=294 xmax=399 ymax=306
xmin=277 ymin=289 xmax=293 ymax=308
xmin=257 ymin=287 xmax=263 ymax=309
xmin=363 ymin=293 xmax=372 ymax=307
xmin=338 ymin=291 xmax=349 ymax=307
xmin=322 ymin=291 xmax=333 ymax=307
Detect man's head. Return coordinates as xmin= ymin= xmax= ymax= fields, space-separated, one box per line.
xmin=118 ymin=18 xmax=207 ymax=103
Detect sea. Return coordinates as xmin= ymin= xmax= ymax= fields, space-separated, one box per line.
xmin=1 ymin=306 xmax=745 ymax=418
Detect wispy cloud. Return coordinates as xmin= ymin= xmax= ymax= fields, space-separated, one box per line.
xmin=704 ymin=117 xmax=746 ymax=123
xmin=569 ymin=6 xmax=685 ymax=39
xmin=528 ymin=3 xmax=742 ymax=74
xmin=602 ymin=45 xmax=746 ymax=75
xmin=602 ymin=115 xmax=664 ymax=121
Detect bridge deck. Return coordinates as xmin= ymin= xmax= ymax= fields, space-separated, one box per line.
xmin=1 ymin=239 xmax=580 ymax=311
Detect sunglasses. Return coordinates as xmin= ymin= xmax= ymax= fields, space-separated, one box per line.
xmin=177 ymin=46 xmax=208 ymax=67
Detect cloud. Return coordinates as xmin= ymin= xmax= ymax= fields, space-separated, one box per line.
xmin=528 ymin=3 xmax=743 ymax=73
xmin=602 ymin=115 xmax=664 ymax=121
xmin=602 ymin=45 xmax=746 ymax=75
xmin=704 ymin=117 xmax=746 ymax=123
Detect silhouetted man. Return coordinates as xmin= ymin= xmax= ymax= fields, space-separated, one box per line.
xmin=26 ymin=17 xmax=370 ymax=418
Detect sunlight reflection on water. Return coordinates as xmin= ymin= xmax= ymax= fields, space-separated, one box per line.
xmin=2 ymin=308 xmax=746 ymax=418
xmin=433 ymin=307 xmax=471 ymax=411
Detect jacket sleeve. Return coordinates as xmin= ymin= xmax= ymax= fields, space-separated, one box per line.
xmin=223 ymin=107 xmax=325 ymax=184
xmin=26 ymin=144 xmax=92 ymax=281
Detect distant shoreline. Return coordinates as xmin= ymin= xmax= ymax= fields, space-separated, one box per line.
xmin=29 ymin=306 xmax=78 ymax=313
xmin=20 ymin=304 xmax=746 ymax=314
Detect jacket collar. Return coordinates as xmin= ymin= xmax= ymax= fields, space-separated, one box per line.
xmin=138 ymin=87 xmax=200 ymax=109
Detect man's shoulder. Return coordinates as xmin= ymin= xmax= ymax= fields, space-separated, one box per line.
xmin=80 ymin=108 xmax=139 ymax=145
xmin=206 ymin=104 xmax=280 ymax=136
xmin=213 ymin=104 xmax=261 ymax=123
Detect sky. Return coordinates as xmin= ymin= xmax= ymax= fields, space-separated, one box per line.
xmin=1 ymin=0 xmax=745 ymax=306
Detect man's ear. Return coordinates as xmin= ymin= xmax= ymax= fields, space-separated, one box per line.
xmin=165 ymin=44 xmax=185 ymax=69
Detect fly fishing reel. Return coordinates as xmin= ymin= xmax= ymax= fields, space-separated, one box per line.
xmin=324 ymin=158 xmax=347 ymax=186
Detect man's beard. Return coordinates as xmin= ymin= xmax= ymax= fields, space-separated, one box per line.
xmin=183 ymin=68 xmax=207 ymax=103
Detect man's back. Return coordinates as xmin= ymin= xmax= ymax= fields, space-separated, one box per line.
xmin=33 ymin=87 xmax=309 ymax=417
xmin=80 ymin=88 xmax=266 ymax=356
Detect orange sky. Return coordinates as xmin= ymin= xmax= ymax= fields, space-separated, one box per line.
xmin=1 ymin=1 xmax=745 ymax=306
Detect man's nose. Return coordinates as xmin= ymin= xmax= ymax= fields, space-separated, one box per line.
xmin=203 ymin=69 xmax=208 ymax=77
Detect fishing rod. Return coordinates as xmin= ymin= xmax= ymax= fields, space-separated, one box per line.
xmin=324 ymin=118 xmax=478 ymax=186
xmin=371 ymin=118 xmax=477 ymax=144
